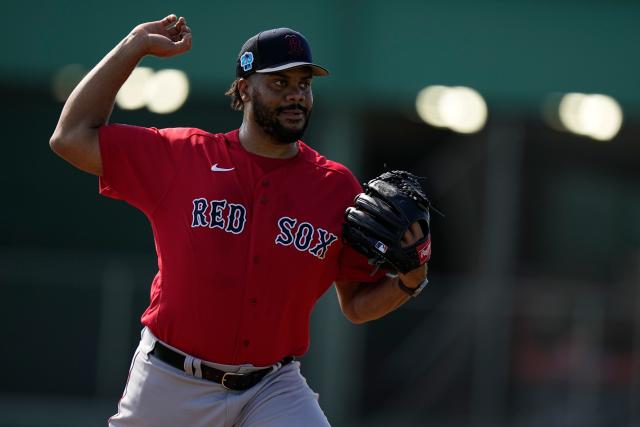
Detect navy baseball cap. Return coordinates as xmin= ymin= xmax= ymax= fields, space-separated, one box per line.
xmin=235 ymin=28 xmax=329 ymax=78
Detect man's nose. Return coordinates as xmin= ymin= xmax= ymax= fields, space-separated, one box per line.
xmin=285 ymin=86 xmax=305 ymax=103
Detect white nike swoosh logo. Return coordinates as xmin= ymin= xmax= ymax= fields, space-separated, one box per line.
xmin=211 ymin=163 xmax=235 ymax=172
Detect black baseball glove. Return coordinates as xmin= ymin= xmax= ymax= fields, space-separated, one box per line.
xmin=343 ymin=170 xmax=433 ymax=274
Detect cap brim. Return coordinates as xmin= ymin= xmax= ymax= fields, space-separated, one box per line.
xmin=256 ymin=61 xmax=329 ymax=76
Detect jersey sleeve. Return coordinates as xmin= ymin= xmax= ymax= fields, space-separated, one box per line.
xmin=335 ymin=170 xmax=388 ymax=283
xmin=336 ymin=244 xmax=388 ymax=283
xmin=98 ymin=124 xmax=178 ymax=214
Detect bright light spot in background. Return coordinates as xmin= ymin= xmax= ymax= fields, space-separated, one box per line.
xmin=439 ymin=87 xmax=488 ymax=133
xmin=145 ymin=69 xmax=190 ymax=114
xmin=115 ymin=67 xmax=190 ymax=114
xmin=558 ymin=93 xmax=587 ymax=135
xmin=51 ymin=64 xmax=87 ymax=102
xmin=416 ymin=85 xmax=488 ymax=134
xmin=558 ymin=93 xmax=623 ymax=141
xmin=116 ymin=67 xmax=154 ymax=110
xmin=579 ymin=94 xmax=623 ymax=141
xmin=416 ymin=85 xmax=449 ymax=128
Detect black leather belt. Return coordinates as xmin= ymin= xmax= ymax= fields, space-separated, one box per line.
xmin=149 ymin=341 xmax=294 ymax=391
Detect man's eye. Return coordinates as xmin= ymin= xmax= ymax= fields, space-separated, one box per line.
xmin=301 ymin=82 xmax=311 ymax=90
xmin=274 ymin=80 xmax=286 ymax=87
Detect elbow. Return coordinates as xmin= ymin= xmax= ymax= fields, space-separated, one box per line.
xmin=49 ymin=128 xmax=84 ymax=159
xmin=49 ymin=135 xmax=61 ymax=154
xmin=336 ymin=282 xmax=378 ymax=325
xmin=48 ymin=131 xmax=85 ymax=169
xmin=48 ymin=126 xmax=102 ymax=176
xmin=343 ymin=303 xmax=388 ymax=324
xmin=49 ymin=130 xmax=68 ymax=156
xmin=341 ymin=306 xmax=371 ymax=325
xmin=348 ymin=316 xmax=369 ymax=325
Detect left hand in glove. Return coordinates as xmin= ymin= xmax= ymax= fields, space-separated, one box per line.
xmin=343 ymin=170 xmax=433 ymax=275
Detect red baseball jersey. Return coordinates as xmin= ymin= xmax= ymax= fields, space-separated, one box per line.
xmin=98 ymin=125 xmax=378 ymax=366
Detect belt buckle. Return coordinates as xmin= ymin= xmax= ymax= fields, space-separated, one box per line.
xmin=221 ymin=372 xmax=244 ymax=390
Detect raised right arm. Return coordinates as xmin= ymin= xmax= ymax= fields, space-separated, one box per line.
xmin=49 ymin=14 xmax=192 ymax=176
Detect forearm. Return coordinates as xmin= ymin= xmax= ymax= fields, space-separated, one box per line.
xmin=336 ymin=261 xmax=428 ymax=324
xmin=53 ymin=33 xmax=146 ymax=139
xmin=49 ymin=15 xmax=190 ymax=175
xmin=351 ymin=276 xmax=411 ymax=323
xmin=337 ymin=275 xmax=426 ymax=324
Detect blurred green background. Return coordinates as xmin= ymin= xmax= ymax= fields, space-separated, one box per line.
xmin=2 ymin=1 xmax=640 ymax=426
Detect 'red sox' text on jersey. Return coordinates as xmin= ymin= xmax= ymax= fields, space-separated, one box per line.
xmin=98 ymin=125 xmax=377 ymax=366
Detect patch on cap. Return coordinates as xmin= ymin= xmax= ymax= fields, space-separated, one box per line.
xmin=240 ymin=52 xmax=254 ymax=72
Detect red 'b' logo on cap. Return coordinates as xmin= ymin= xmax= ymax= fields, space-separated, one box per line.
xmin=285 ymin=35 xmax=304 ymax=56
xmin=416 ymin=237 xmax=431 ymax=264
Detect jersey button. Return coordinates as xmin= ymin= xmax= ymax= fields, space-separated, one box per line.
xmin=260 ymin=196 xmax=268 ymax=204
xmin=262 ymin=180 xmax=270 ymax=187
xmin=253 ymin=256 xmax=259 ymax=264
xmin=250 ymin=298 xmax=257 ymax=305
xmin=243 ymin=340 xmax=250 ymax=347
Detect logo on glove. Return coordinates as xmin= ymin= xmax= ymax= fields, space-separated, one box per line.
xmin=374 ymin=241 xmax=388 ymax=254
xmin=417 ymin=238 xmax=431 ymax=264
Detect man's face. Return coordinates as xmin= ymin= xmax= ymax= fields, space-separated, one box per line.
xmin=248 ymin=67 xmax=314 ymax=144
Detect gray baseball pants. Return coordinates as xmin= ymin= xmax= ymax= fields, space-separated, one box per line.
xmin=109 ymin=328 xmax=330 ymax=427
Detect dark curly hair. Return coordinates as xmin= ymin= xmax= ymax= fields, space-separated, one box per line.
xmin=225 ymin=79 xmax=244 ymax=111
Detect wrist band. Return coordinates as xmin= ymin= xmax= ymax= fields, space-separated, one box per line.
xmin=397 ymin=277 xmax=429 ymax=298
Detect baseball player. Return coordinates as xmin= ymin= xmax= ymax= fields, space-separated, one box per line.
xmin=50 ymin=14 xmax=429 ymax=427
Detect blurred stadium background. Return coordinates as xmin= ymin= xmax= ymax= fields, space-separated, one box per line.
xmin=2 ymin=1 xmax=640 ymax=426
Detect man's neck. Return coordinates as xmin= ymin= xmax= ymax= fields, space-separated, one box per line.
xmin=238 ymin=121 xmax=299 ymax=159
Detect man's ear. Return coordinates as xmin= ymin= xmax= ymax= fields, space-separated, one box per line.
xmin=238 ymin=78 xmax=250 ymax=102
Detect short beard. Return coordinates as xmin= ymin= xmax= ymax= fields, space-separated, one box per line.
xmin=252 ymin=93 xmax=311 ymax=145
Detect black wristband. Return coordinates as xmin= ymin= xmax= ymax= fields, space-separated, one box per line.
xmin=397 ymin=277 xmax=429 ymax=297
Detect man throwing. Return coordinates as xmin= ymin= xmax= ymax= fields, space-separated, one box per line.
xmin=50 ymin=14 xmax=428 ymax=427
